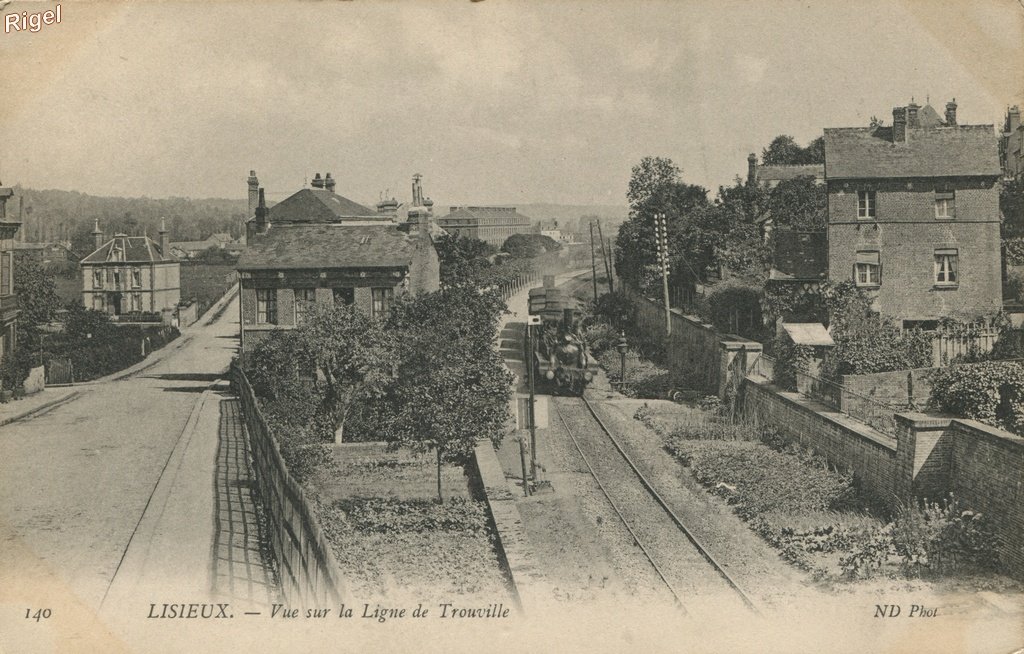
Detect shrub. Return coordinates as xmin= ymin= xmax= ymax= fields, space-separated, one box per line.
xmin=930 ymin=361 xmax=1024 ymax=434
xmin=698 ymin=282 xmax=767 ymax=341
xmin=0 ymin=348 xmax=33 ymax=390
xmin=589 ymin=291 xmax=635 ymax=331
xmin=890 ymin=497 xmax=999 ymax=576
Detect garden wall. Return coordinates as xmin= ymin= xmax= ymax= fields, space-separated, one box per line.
xmin=622 ymin=285 xmax=761 ymax=397
xmin=232 ymin=364 xmax=347 ymax=607
xmin=949 ymin=419 xmax=1024 ymax=577
xmin=841 ymin=366 xmax=943 ymax=409
xmin=738 ymin=378 xmax=899 ymax=505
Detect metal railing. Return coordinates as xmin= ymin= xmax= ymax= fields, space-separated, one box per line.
xmin=748 ymin=353 xmax=775 ymax=381
xmin=794 ymin=369 xmax=900 ymax=437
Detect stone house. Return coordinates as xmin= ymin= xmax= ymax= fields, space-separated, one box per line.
xmin=0 ymin=184 xmax=22 ymax=360
xmin=80 ymin=220 xmax=181 ymax=318
xmin=236 ymin=175 xmax=440 ymax=352
xmin=824 ymin=99 xmax=1003 ymax=328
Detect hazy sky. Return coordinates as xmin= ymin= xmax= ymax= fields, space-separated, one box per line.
xmin=2 ymin=0 xmax=1022 ymax=207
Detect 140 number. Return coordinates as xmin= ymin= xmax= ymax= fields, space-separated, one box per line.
xmin=25 ymin=608 xmax=51 ymax=622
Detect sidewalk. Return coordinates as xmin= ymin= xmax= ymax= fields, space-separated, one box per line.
xmin=0 ymin=386 xmax=83 ymax=427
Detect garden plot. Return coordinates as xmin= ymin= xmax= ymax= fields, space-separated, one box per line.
xmin=306 ymin=443 xmax=513 ymax=604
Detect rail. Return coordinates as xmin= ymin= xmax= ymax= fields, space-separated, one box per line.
xmin=554 ymin=395 xmax=759 ymax=614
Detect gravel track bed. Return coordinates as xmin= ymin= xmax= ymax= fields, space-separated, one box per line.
xmin=552 ymin=396 xmax=752 ymax=618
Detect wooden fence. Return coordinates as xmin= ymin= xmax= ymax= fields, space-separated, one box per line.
xmin=931 ymin=332 xmax=1001 ymax=366
xmin=232 ymin=363 xmax=346 ymax=607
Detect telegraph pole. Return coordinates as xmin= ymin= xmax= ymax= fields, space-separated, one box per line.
xmin=655 ymin=213 xmax=671 ymax=336
xmin=596 ymin=220 xmax=613 ymax=293
xmin=526 ymin=320 xmax=538 ymax=481
xmin=589 ymin=221 xmax=598 ymax=301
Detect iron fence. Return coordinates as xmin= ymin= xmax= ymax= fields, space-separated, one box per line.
xmin=795 ymin=369 xmax=900 ymax=437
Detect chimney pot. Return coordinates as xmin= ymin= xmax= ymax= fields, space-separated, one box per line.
xmin=747 ymin=153 xmax=757 ymax=185
xmin=311 ymin=173 xmax=325 ymax=189
xmin=907 ymin=101 xmax=920 ymax=128
xmin=93 ymin=218 xmax=104 ymax=249
xmin=158 ymin=217 xmax=170 ymax=259
xmin=325 ymin=172 xmax=335 ymax=193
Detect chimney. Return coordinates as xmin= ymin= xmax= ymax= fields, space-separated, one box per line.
xmin=255 ymin=188 xmax=269 ymax=234
xmin=93 ymin=218 xmax=104 ymax=249
xmin=945 ymin=99 xmax=957 ymax=126
xmin=325 ymin=172 xmax=336 ymax=193
xmin=158 ymin=217 xmax=169 ymax=259
xmin=247 ymin=170 xmax=259 ymax=217
xmin=311 ymin=173 xmax=325 ymax=189
xmin=892 ymin=106 xmax=907 ymax=143
xmin=747 ymin=153 xmax=757 ymax=185
xmin=1010 ymin=106 xmax=1021 ymax=133
xmin=411 ymin=173 xmax=423 ymax=206
xmin=907 ymin=100 xmax=920 ymax=128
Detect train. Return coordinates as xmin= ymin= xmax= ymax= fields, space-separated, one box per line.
xmin=526 ymin=277 xmax=593 ymax=395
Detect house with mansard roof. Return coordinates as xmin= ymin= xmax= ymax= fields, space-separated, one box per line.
xmin=236 ymin=173 xmax=440 ymax=352
xmin=824 ymin=99 xmax=1003 ymax=328
xmin=80 ymin=219 xmax=180 ymax=318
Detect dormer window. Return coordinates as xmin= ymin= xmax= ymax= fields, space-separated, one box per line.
xmin=857 ymin=191 xmax=876 ymax=219
xmin=935 ymin=190 xmax=955 ymax=219
xmin=132 ymin=267 xmax=142 ymax=288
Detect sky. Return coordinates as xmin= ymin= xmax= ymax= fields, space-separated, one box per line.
xmin=1 ymin=0 xmax=1022 ymax=208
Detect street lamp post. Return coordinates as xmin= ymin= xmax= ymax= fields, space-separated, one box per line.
xmin=616 ymin=331 xmax=628 ymax=388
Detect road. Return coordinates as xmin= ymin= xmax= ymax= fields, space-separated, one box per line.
xmin=0 ymin=291 xmax=271 ymax=649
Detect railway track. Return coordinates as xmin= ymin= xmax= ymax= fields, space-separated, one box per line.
xmin=552 ymin=394 xmax=759 ymax=617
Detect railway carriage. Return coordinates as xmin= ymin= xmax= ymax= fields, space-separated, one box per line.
xmin=526 ymin=277 xmax=592 ymax=395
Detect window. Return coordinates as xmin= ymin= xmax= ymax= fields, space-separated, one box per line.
xmin=93 ymin=269 xmax=103 ymax=289
xmin=93 ymin=295 xmax=105 ymax=312
xmin=371 ymin=287 xmax=393 ymax=319
xmin=854 ymin=251 xmax=881 ymax=287
xmin=934 ymin=249 xmax=958 ymax=287
xmin=294 ymin=288 xmax=316 ymax=325
xmin=333 ymin=287 xmax=354 ymax=306
xmin=857 ymin=191 xmax=876 ymax=219
xmin=132 ymin=267 xmax=142 ymax=288
xmin=131 ymin=293 xmax=142 ymax=312
xmin=113 ymin=270 xmax=122 ymax=288
xmin=935 ymin=190 xmax=955 ymax=219
xmin=256 ymin=289 xmax=277 ymax=324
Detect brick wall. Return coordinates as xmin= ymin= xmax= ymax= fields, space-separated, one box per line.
xmin=841 ymin=367 xmax=942 ymax=409
xmin=948 ymin=420 xmax=1024 ymax=576
xmin=622 ymin=285 xmax=761 ymax=396
xmin=827 ymin=178 xmax=1002 ymax=321
xmin=739 ymin=378 xmax=899 ymax=505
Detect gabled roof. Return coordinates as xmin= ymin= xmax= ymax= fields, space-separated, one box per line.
xmin=237 ymin=223 xmax=418 ymax=270
xmin=264 ymin=188 xmax=379 ymax=224
xmin=755 ymin=164 xmax=824 ymax=184
xmin=81 ymin=235 xmax=172 ymax=264
xmin=824 ymin=124 xmax=1001 ymax=179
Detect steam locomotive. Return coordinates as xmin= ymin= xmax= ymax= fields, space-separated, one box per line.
xmin=526 ymin=278 xmax=593 ymax=395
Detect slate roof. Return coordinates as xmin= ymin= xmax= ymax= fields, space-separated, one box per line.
xmin=783 ymin=322 xmax=835 ymax=347
xmin=81 ymin=235 xmax=171 ymax=263
xmin=755 ymin=164 xmax=824 ymax=184
xmin=824 ymin=124 xmax=1001 ymax=179
xmin=440 ymin=206 xmax=532 ymax=226
xmin=264 ymin=188 xmax=379 ymax=223
xmin=237 ymin=223 xmax=417 ymax=270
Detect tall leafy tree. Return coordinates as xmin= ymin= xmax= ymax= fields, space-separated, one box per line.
xmin=761 ymin=135 xmax=824 ymax=165
xmin=381 ymin=287 xmax=512 ymax=501
xmin=627 ymin=156 xmax=682 ymax=214
xmin=1001 ymin=177 xmax=1024 ymax=239
xmin=767 ymin=177 xmax=827 ymax=231
xmin=13 ymin=259 xmax=63 ymax=351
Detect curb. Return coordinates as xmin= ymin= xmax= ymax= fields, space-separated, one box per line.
xmin=0 ymin=390 xmax=82 ymax=428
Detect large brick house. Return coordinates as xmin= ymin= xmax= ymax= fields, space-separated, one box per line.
xmin=236 ymin=175 xmax=440 ymax=351
xmin=0 ymin=185 xmax=21 ymax=360
xmin=436 ymin=206 xmax=531 ymax=247
xmin=80 ymin=220 xmax=181 ymax=318
xmin=824 ymin=100 xmax=1003 ymax=328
